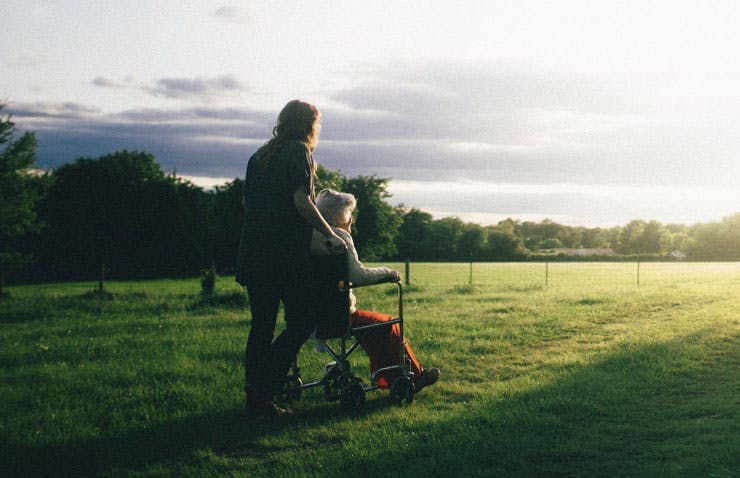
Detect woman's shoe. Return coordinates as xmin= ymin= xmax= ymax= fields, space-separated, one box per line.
xmin=246 ymin=401 xmax=293 ymax=418
xmin=246 ymin=394 xmax=293 ymax=418
xmin=413 ymin=367 xmax=440 ymax=392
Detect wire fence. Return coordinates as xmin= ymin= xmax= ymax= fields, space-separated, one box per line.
xmin=374 ymin=261 xmax=740 ymax=292
xmin=17 ymin=261 xmax=737 ymax=300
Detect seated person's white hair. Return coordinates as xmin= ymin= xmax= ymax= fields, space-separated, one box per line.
xmin=316 ymin=188 xmax=356 ymax=227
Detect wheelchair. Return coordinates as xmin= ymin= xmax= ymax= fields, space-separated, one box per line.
xmin=281 ymin=249 xmax=416 ymax=411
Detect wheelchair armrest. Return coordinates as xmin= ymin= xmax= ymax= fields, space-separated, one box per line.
xmin=351 ymin=278 xmax=402 ymax=290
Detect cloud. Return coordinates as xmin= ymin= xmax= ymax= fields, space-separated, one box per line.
xmin=318 ymin=58 xmax=740 ymax=189
xmin=115 ymin=106 xmax=272 ymax=124
xmin=146 ymin=75 xmax=249 ymax=101
xmin=7 ymin=55 xmax=740 ymax=225
xmin=326 ymin=59 xmax=643 ymax=147
xmin=8 ymin=101 xmax=101 ymax=119
xmin=214 ymin=6 xmax=252 ymax=24
xmin=333 ymin=59 xmax=638 ymax=117
xmin=92 ymin=77 xmax=130 ymax=88
xmin=13 ymin=59 xmax=672 ymax=188
xmin=6 ymin=102 xmax=268 ymax=179
xmin=7 ymin=84 xmax=739 ymax=227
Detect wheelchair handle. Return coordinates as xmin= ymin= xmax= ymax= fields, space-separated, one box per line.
xmin=325 ymin=240 xmax=348 ymax=255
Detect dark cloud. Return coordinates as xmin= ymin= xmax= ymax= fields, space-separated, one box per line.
xmin=114 ymin=106 xmax=273 ymax=124
xmin=146 ymin=75 xmax=249 ymax=101
xmin=316 ymin=140 xmax=607 ymax=185
xmin=8 ymin=101 xmax=101 ymax=119
xmin=6 ymin=57 xmax=739 ymax=195
xmin=7 ymin=102 xmax=266 ymax=179
xmin=7 ymin=94 xmax=734 ymax=190
xmin=92 ymin=77 xmax=127 ymax=88
xmin=320 ymin=59 xmax=739 ymax=188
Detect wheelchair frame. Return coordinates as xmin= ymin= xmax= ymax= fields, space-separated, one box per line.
xmin=282 ymin=249 xmax=416 ymax=411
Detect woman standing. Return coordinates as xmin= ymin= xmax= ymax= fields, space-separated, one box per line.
xmin=236 ymin=100 xmax=344 ymax=417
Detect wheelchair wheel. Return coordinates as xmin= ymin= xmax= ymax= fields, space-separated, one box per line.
xmin=324 ymin=365 xmax=344 ymax=401
xmin=280 ymin=374 xmax=303 ymax=402
xmin=286 ymin=376 xmax=303 ymax=402
xmin=340 ymin=380 xmax=365 ymax=412
xmin=389 ymin=375 xmax=415 ymax=404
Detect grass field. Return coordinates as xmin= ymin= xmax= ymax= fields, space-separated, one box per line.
xmin=1 ymin=263 xmax=738 ymax=477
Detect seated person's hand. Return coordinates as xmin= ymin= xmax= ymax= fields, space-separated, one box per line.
xmin=388 ymin=270 xmax=401 ymax=282
xmin=325 ymin=234 xmax=346 ymax=254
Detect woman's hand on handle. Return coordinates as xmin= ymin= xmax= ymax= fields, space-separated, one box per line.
xmin=294 ymin=186 xmax=339 ymax=236
xmin=325 ymin=234 xmax=346 ymax=254
xmin=292 ymin=186 xmax=346 ymax=255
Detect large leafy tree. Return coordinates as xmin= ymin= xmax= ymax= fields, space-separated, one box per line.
xmin=580 ymin=227 xmax=611 ymax=249
xmin=637 ymin=220 xmax=668 ymax=254
xmin=38 ymin=150 xmax=213 ymax=280
xmin=396 ymin=208 xmax=433 ymax=260
xmin=616 ymin=219 xmax=669 ymax=255
xmin=344 ymin=175 xmax=403 ymax=260
xmin=212 ymin=178 xmax=244 ymax=273
xmin=616 ymin=220 xmax=646 ymax=254
xmin=315 ymin=164 xmax=346 ymax=192
xmin=423 ymin=217 xmax=465 ymax=260
xmin=456 ymin=222 xmax=487 ymax=260
xmin=689 ymin=212 xmax=740 ymax=260
xmin=0 ymin=105 xmax=47 ymax=295
xmin=485 ymin=222 xmax=526 ymax=260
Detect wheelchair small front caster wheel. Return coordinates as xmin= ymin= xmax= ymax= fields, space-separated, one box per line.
xmin=390 ymin=375 xmax=415 ymax=404
xmin=340 ymin=380 xmax=365 ymax=412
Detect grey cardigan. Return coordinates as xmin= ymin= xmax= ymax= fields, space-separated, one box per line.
xmin=310 ymin=227 xmax=394 ymax=313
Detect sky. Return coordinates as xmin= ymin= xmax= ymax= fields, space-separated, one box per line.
xmin=3 ymin=0 xmax=739 ymax=227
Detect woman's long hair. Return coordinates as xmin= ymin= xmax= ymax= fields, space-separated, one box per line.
xmin=258 ymin=100 xmax=321 ymax=162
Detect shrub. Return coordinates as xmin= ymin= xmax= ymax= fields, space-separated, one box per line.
xmin=200 ymin=264 xmax=216 ymax=295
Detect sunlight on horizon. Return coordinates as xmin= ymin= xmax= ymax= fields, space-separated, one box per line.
xmin=386 ymin=179 xmax=739 ymax=227
xmin=180 ymin=173 xmax=738 ymax=228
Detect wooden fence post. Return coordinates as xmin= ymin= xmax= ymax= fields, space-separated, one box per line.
xmin=99 ymin=263 xmax=106 ymax=292
xmin=469 ymin=254 xmax=473 ymax=285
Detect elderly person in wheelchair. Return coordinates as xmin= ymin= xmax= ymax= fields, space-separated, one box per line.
xmin=311 ymin=188 xmax=440 ymax=392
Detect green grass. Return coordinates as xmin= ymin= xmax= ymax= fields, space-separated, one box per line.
xmin=1 ymin=263 xmax=738 ymax=477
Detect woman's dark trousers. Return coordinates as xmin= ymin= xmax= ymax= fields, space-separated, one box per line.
xmin=244 ymin=280 xmax=317 ymax=403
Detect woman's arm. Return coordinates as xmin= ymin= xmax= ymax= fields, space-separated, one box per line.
xmin=335 ymin=229 xmax=399 ymax=286
xmin=293 ymin=185 xmax=345 ymax=250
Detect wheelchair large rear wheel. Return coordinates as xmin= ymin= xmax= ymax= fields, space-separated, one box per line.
xmin=280 ymin=375 xmax=303 ymax=402
xmin=340 ymin=380 xmax=365 ymax=412
xmin=324 ymin=365 xmax=343 ymax=401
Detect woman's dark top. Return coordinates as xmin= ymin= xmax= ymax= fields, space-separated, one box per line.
xmin=236 ymin=140 xmax=315 ymax=286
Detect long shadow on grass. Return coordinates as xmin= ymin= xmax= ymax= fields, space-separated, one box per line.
xmin=0 ymin=292 xmax=248 ymax=327
xmin=330 ymin=331 xmax=739 ymax=478
xmin=0 ymin=391 xmax=392 ymax=477
xmin=2 ymin=332 xmax=737 ymax=477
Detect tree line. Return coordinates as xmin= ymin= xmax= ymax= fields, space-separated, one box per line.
xmin=2 ymin=111 xmax=739 ymax=289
